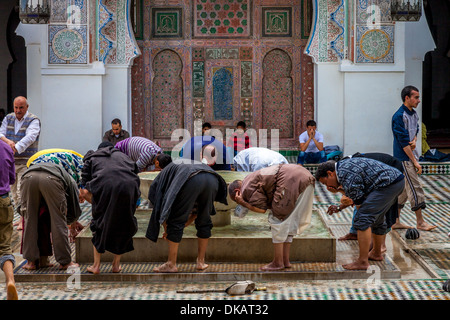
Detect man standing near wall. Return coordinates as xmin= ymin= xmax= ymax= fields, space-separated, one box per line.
xmin=391 ymin=86 xmax=436 ymax=231
xmin=0 ymin=96 xmax=40 ymax=217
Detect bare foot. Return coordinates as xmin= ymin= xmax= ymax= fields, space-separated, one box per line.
xmin=417 ymin=222 xmax=437 ymax=231
xmin=59 ymin=262 xmax=79 ymax=270
xmin=196 ymin=259 xmax=209 ymax=271
xmin=112 ymin=264 xmax=122 ymax=273
xmin=260 ymin=262 xmax=284 ymax=271
xmin=342 ymin=260 xmax=370 ymax=270
xmin=284 ymin=261 xmax=292 ymax=268
xmin=339 ymin=233 xmax=358 ymax=241
xmin=6 ymin=282 xmax=18 ymax=300
xmin=39 ymin=256 xmax=54 ymax=268
xmin=391 ymin=222 xmax=412 ymax=229
xmin=154 ymin=262 xmax=178 ymax=273
xmin=368 ymin=250 xmax=384 ymax=261
xmin=87 ymin=266 xmax=100 ymax=274
xmin=22 ymin=261 xmax=37 ymax=270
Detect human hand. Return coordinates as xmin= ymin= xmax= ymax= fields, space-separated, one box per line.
xmin=234 ymin=190 xmax=244 ymax=205
xmin=341 ymin=195 xmax=353 ymax=207
xmin=414 ymin=161 xmax=422 ymax=175
xmin=327 ymin=205 xmax=340 ymax=216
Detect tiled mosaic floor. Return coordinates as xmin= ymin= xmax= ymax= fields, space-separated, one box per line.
xmin=6 ymin=173 xmax=450 ymax=300
xmin=1 ymin=279 xmax=449 ymax=300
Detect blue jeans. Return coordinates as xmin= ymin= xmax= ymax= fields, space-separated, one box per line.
xmin=297 ymin=150 xmax=327 ymax=165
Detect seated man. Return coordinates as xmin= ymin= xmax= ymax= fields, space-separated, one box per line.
xmin=227 ymin=121 xmax=252 ymax=157
xmin=316 ymin=158 xmax=404 ymax=270
xmin=229 ymin=164 xmax=315 ymax=271
xmin=103 ymin=118 xmax=130 ymax=145
xmin=80 ymin=142 xmax=141 ymax=274
xmin=233 ymin=147 xmax=289 ymax=172
xmin=146 ymin=161 xmax=228 ymax=273
xmin=20 ymin=162 xmax=81 ymax=270
xmin=115 ymin=136 xmax=162 ymax=172
xmin=297 ymin=120 xmax=327 ymax=165
xmin=202 ymin=122 xmax=212 ymax=136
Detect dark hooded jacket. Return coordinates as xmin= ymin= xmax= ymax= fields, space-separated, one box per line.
xmin=81 ymin=145 xmax=141 ymax=255
xmin=145 ymin=161 xmax=228 ymax=242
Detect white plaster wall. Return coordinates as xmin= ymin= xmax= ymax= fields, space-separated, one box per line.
xmin=40 ymin=74 xmax=103 ymax=155
xmin=102 ymin=65 xmax=132 ymax=138
xmin=15 ymin=24 xmax=45 ymax=127
xmin=314 ymin=23 xmax=409 ymax=157
xmin=403 ymin=12 xmax=436 ymax=155
xmin=315 ymin=63 xmax=344 ymax=150
xmin=342 ymin=72 xmax=403 ymax=156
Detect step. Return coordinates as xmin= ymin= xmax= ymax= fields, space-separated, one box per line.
xmin=75 ymin=209 xmax=336 ymax=263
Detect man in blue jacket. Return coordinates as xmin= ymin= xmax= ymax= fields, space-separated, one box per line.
xmin=391 ymin=85 xmax=436 ymax=231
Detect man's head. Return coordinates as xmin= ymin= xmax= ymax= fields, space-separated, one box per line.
xmin=228 ymin=180 xmax=243 ymax=202
xmin=98 ymin=141 xmax=114 ymax=149
xmin=306 ymin=119 xmax=317 ymax=130
xmin=111 ymin=118 xmax=123 ymax=135
xmin=202 ymin=122 xmax=212 ymax=136
xmin=401 ymin=85 xmax=420 ymax=109
xmin=13 ymin=96 xmax=29 ymax=121
xmin=201 ymin=144 xmax=217 ymax=166
xmin=315 ymin=160 xmax=340 ymax=192
xmin=236 ymin=121 xmax=246 ymax=131
xmin=155 ymin=153 xmax=172 ymax=170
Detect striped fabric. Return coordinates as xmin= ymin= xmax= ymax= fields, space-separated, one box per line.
xmin=115 ymin=137 xmax=162 ymax=171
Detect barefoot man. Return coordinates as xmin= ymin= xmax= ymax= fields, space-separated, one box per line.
xmin=316 ymin=159 xmax=404 ymax=270
xmin=80 ymin=142 xmax=141 ymax=274
xmin=391 ymin=85 xmax=437 ymax=231
xmin=229 ymin=164 xmax=315 ymax=271
xmin=146 ymin=159 xmax=228 ymax=273
xmin=331 ymin=152 xmax=404 ymax=242
xmin=20 ymin=162 xmax=81 ymax=271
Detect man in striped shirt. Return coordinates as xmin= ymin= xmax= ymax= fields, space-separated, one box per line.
xmin=115 ymin=137 xmax=162 ymax=172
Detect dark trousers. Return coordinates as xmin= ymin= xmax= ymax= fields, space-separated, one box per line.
xmin=166 ymin=172 xmax=219 ymax=243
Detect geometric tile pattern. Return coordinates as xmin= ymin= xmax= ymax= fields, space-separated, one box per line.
xmin=151 ymin=8 xmax=183 ymax=38
xmin=48 ymin=0 xmax=88 ymax=64
xmin=152 ymin=49 xmax=184 ymax=138
xmin=97 ymin=0 xmax=140 ymax=65
xmin=3 ymin=279 xmax=450 ymax=300
xmin=355 ymin=25 xmax=394 ymax=63
xmin=262 ymin=49 xmax=293 ymax=138
xmin=132 ymin=0 xmax=315 ymax=150
xmin=305 ymin=0 xmax=345 ymax=63
xmin=421 ymin=163 xmax=450 ymax=175
xmin=354 ymin=0 xmax=395 ymax=63
xmin=262 ymin=7 xmax=292 ymax=37
xmin=192 ymin=0 xmax=252 ymax=38
xmin=48 ymin=25 xmax=88 ymax=64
